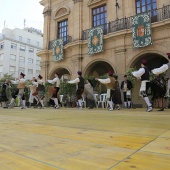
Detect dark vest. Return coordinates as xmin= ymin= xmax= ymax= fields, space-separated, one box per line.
xmin=78 ymin=76 xmax=85 ymax=88
xmin=141 ymin=66 xmax=149 ymax=81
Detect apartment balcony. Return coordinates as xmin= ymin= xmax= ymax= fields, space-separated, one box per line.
xmin=48 ymin=35 xmax=73 ymax=50
xmin=82 ymin=5 xmax=170 ymax=40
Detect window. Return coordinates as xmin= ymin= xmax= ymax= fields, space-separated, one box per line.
xmin=29 ymin=48 xmax=34 ymax=53
xmin=0 ymin=66 xmax=3 ymax=72
xmin=36 ymin=70 xmax=40 ymax=75
xmin=136 ymin=0 xmax=157 ymax=17
xmin=11 ymin=43 xmax=17 ymax=49
xmin=0 ymin=54 xmax=3 ymax=60
xmin=0 ymin=43 xmax=4 ymax=49
xmin=19 ymin=36 xmax=22 ymax=42
xmin=28 ymin=58 xmax=33 ymax=63
xmin=58 ymin=20 xmax=68 ymax=44
xmin=92 ymin=5 xmax=107 ymax=27
xmin=36 ymin=60 xmax=40 ymax=65
xmin=36 ymin=41 xmax=39 ymax=47
xmin=18 ymin=69 xmax=24 ymax=75
xmin=10 ymin=54 xmax=16 ymax=60
xmin=28 ymin=69 xmax=33 ymax=74
xmin=19 ymin=56 xmax=25 ymax=63
xmin=10 ymin=66 xmax=15 ymax=72
xmin=27 ymin=38 xmax=30 ymax=44
xmin=20 ymin=45 xmax=25 ymax=51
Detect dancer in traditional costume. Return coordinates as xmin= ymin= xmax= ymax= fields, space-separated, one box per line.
xmin=1 ymin=79 xmax=11 ymax=108
xmin=9 ymin=72 xmax=26 ymax=109
xmin=150 ymin=74 xmax=167 ymax=111
xmin=152 ymin=53 xmax=170 ymax=99
xmin=37 ymin=74 xmax=45 ymax=109
xmin=132 ymin=59 xmax=152 ymax=112
xmin=112 ymin=75 xmax=122 ymax=110
xmin=47 ymin=72 xmax=60 ymax=109
xmin=68 ymin=71 xmax=85 ymax=109
xmin=28 ymin=77 xmax=38 ymax=107
xmin=96 ymin=71 xmax=115 ymax=111
xmin=84 ymin=79 xmax=95 ymax=109
xmin=121 ymin=75 xmax=133 ymax=108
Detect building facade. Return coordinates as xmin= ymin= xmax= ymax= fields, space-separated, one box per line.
xmin=0 ymin=27 xmax=43 ymax=79
xmin=38 ymin=0 xmax=170 ymax=107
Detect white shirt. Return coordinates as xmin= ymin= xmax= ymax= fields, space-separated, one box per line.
xmin=132 ymin=68 xmax=145 ymax=78
xmin=11 ymin=78 xmax=26 ymax=84
xmin=48 ymin=77 xmax=60 ymax=87
xmin=98 ymin=78 xmax=111 ymax=84
xmin=68 ymin=78 xmax=80 ymax=84
xmin=152 ymin=64 xmax=169 ymax=75
xmin=32 ymin=81 xmax=38 ymax=87
xmin=37 ymin=79 xmax=43 ymax=85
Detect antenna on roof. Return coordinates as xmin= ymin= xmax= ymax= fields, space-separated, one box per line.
xmin=4 ymin=20 xmax=6 ymax=28
xmin=24 ymin=19 xmax=26 ymax=28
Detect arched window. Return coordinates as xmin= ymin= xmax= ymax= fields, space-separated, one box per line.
xmin=136 ymin=0 xmax=157 ymax=18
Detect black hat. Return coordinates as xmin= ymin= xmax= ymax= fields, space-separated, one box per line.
xmin=141 ymin=59 xmax=148 ymax=65
xmin=77 ymin=71 xmax=82 ymax=76
xmin=38 ymin=74 xmax=43 ymax=79
xmin=20 ymin=72 xmax=25 ymax=77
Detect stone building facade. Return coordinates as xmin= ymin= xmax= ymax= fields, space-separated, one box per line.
xmin=38 ymin=0 xmax=170 ymax=107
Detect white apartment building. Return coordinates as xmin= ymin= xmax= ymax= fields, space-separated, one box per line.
xmin=0 ymin=27 xmax=43 ymax=79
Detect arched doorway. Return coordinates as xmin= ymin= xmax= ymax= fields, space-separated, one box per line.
xmin=130 ymin=53 xmax=168 ymax=70
xmin=130 ymin=53 xmax=168 ymax=107
xmin=84 ymin=61 xmax=115 ymax=77
xmin=50 ymin=67 xmax=71 ymax=81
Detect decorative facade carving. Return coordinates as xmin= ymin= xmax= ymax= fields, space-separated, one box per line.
xmin=54 ymin=6 xmax=70 ymax=20
xmin=73 ymin=0 xmax=83 ymax=4
xmin=88 ymin=0 xmax=105 ymax=6
xmin=43 ymin=7 xmax=51 ymax=17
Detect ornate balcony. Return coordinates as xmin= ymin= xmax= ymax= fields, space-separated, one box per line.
xmin=48 ymin=36 xmax=73 ymax=50
xmin=82 ymin=5 xmax=170 ymax=40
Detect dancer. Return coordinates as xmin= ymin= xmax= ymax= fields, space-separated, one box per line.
xmin=113 ymin=75 xmax=122 ymax=110
xmin=68 ymin=71 xmax=85 ymax=109
xmin=84 ymin=79 xmax=96 ymax=109
xmin=96 ymin=71 xmax=115 ymax=111
xmin=9 ymin=72 xmax=26 ymax=109
xmin=132 ymin=59 xmax=152 ymax=112
xmin=150 ymin=74 xmax=167 ymax=111
xmin=152 ymin=53 xmax=170 ymax=99
xmin=28 ymin=77 xmax=38 ymax=107
xmin=1 ymin=79 xmax=11 ymax=108
xmin=121 ymin=75 xmax=133 ymax=108
xmin=47 ymin=72 xmax=60 ymax=109
xmin=37 ymin=74 xmax=45 ymax=109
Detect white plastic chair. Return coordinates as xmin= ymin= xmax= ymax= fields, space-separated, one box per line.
xmin=97 ymin=93 xmax=107 ymax=108
xmin=93 ymin=94 xmax=98 ymax=108
xmin=82 ymin=96 xmax=86 ymax=108
xmin=59 ymin=95 xmax=63 ymax=107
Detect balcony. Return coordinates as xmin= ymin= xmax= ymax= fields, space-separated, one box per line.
xmin=82 ymin=5 xmax=170 ymax=40
xmin=48 ymin=36 xmax=73 ymax=50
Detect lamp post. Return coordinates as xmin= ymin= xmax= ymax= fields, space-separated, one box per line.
xmin=115 ymin=0 xmax=119 ymax=20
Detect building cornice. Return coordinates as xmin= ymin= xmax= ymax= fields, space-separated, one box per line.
xmin=73 ymin=0 xmax=83 ymax=4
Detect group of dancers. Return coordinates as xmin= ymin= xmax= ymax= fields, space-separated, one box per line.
xmin=0 ymin=53 xmax=170 ymax=111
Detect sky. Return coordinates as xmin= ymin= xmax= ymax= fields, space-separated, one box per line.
xmin=0 ymin=0 xmax=44 ymax=33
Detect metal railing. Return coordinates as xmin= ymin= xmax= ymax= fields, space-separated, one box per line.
xmin=82 ymin=5 xmax=170 ymax=40
xmin=48 ymin=36 xmax=73 ymax=50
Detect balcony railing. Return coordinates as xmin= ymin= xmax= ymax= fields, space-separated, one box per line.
xmin=48 ymin=36 xmax=73 ymax=50
xmin=82 ymin=5 xmax=170 ymax=40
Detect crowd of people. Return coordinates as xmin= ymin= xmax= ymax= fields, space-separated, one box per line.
xmin=0 ymin=54 xmax=170 ymax=112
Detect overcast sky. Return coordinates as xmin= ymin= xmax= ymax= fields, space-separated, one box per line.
xmin=0 ymin=0 xmax=44 ymax=33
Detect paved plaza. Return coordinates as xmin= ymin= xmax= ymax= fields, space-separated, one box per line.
xmin=0 ymin=107 xmax=170 ymax=170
